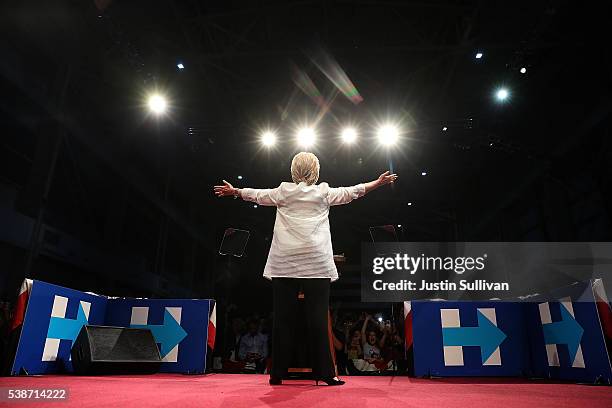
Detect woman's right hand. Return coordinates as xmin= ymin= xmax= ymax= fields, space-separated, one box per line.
xmin=214 ymin=180 xmax=238 ymax=197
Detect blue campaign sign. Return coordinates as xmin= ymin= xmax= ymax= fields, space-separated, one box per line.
xmin=413 ymin=301 xmax=529 ymax=377
xmin=526 ymin=281 xmax=612 ymax=383
xmin=12 ymin=279 xmax=214 ymax=375
xmin=12 ymin=280 xmax=107 ymax=375
xmin=105 ymin=298 xmax=212 ymax=374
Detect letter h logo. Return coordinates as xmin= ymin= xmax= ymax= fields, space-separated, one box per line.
xmin=538 ymin=298 xmax=584 ymax=368
xmin=440 ymin=308 xmax=506 ymax=366
xmin=43 ymin=295 xmax=90 ymax=362
xmin=130 ymin=306 xmax=187 ymax=363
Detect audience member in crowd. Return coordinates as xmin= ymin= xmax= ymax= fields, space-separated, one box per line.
xmin=361 ymin=314 xmax=386 ymax=361
xmin=227 ymin=318 xmax=245 ymax=362
xmin=381 ymin=322 xmax=406 ymax=371
xmin=344 ymin=326 xmax=363 ymax=360
xmin=238 ymin=320 xmax=268 ymax=373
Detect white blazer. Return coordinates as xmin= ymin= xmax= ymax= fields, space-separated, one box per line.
xmin=240 ymin=181 xmax=366 ymax=281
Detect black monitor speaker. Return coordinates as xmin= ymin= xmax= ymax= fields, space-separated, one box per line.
xmin=71 ymin=325 xmax=161 ymax=375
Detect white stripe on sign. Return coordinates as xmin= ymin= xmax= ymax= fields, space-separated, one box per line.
xmin=80 ymin=301 xmax=91 ymax=320
xmin=443 ymin=346 xmax=464 ymax=366
xmin=538 ymin=302 xmax=552 ymax=324
xmin=50 ymin=296 xmax=68 ymax=318
xmin=130 ymin=307 xmax=149 ymax=325
xmin=42 ymin=338 xmax=61 ymax=362
xmin=573 ymin=345 xmax=585 ymax=368
xmin=545 ymin=343 xmax=560 ymax=367
xmin=440 ymin=309 xmax=461 ymax=328
xmin=162 ymin=307 xmax=182 ymax=363
xmin=559 ymin=297 xmax=574 ymax=317
xmin=478 ymin=308 xmax=502 ymax=366
xmin=539 ymin=302 xmax=560 ymax=367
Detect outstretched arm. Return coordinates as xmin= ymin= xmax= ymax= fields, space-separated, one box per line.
xmin=361 ymin=314 xmax=371 ymax=346
xmin=327 ymin=171 xmax=398 ymax=206
xmin=214 ymin=180 xmax=281 ymax=206
xmin=363 ymin=171 xmax=398 ymax=194
xmin=214 ymin=180 xmax=240 ymax=198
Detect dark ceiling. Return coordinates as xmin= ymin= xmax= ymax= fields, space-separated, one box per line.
xmin=1 ymin=1 xmax=611 ymax=299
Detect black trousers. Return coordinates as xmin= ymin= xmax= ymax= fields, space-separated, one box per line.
xmin=271 ymin=278 xmax=335 ymax=378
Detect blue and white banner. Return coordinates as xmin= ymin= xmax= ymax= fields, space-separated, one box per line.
xmin=412 ymin=301 xmax=530 ymax=377
xmin=11 ymin=280 xmax=213 ymax=375
xmin=105 ymin=298 xmax=211 ymax=374
xmin=525 ymin=281 xmax=612 ymax=383
xmin=11 ymin=280 xmax=106 ymax=374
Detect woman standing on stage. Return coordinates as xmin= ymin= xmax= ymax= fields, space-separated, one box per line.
xmin=214 ymin=152 xmax=398 ymax=386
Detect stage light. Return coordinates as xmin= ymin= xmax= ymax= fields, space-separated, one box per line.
xmin=421 ymin=171 xmax=427 ymax=176
xmin=496 ymin=88 xmax=509 ymax=101
xmin=376 ymin=124 xmax=399 ymax=146
xmin=177 ymin=63 xmax=185 ymax=70
xmin=147 ymin=94 xmax=167 ymax=114
xmin=237 ymin=175 xmax=243 ymax=180
xmin=341 ymin=127 xmax=358 ymax=143
xmin=261 ymin=131 xmax=277 ymax=147
xmin=397 ymin=224 xmax=402 ymax=228
xmin=520 ymin=67 xmax=527 ymax=74
xmin=253 ymin=205 xmax=258 ymax=208
xmin=442 ymin=126 xmax=448 ymax=131
xmin=475 ymin=52 xmax=483 ymax=59
xmin=377 ymin=317 xmax=383 ymax=323
xmin=297 ymin=127 xmax=316 ymax=148
xmin=407 ymin=202 xmax=412 ymax=206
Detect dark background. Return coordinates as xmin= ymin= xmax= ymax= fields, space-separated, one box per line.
xmin=1 ymin=1 xmax=611 ymax=324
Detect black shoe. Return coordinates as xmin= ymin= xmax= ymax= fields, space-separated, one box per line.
xmin=315 ymin=377 xmax=345 ymax=386
xmin=269 ymin=376 xmax=282 ymax=385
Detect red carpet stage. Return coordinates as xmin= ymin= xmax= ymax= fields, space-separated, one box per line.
xmin=1 ymin=374 xmax=610 ymax=407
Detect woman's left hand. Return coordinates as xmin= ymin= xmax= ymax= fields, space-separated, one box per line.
xmin=377 ymin=171 xmax=398 ymax=186
xmin=214 ymin=180 xmax=238 ymax=197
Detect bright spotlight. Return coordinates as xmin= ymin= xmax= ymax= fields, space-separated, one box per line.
xmin=377 ymin=124 xmax=399 ymax=146
xmin=341 ymin=127 xmax=358 ymax=143
xmin=475 ymin=52 xmax=483 ymax=59
xmin=442 ymin=126 xmax=448 ymax=131
xmin=496 ymin=88 xmax=509 ymax=101
xmin=177 ymin=63 xmax=185 ymax=70
xmin=421 ymin=171 xmax=427 ymax=176
xmin=148 ymin=94 xmax=167 ymax=114
xmin=297 ymin=127 xmax=316 ymax=148
xmin=261 ymin=131 xmax=277 ymax=147
xmin=237 ymin=175 xmax=243 ymax=180
xmin=377 ymin=317 xmax=383 ymax=323
xmin=520 ymin=67 xmax=527 ymax=74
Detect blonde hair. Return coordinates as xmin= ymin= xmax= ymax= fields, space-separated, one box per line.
xmin=291 ymin=152 xmax=320 ymax=185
